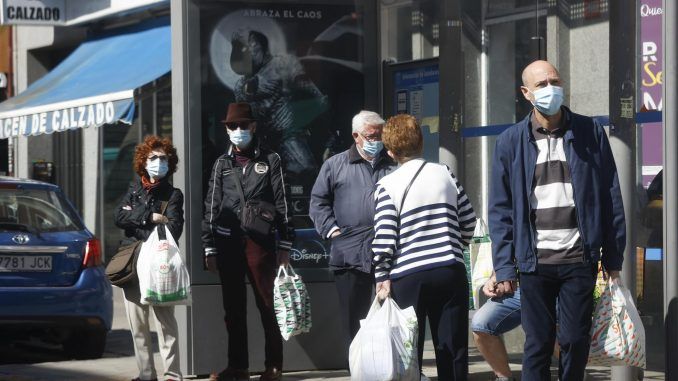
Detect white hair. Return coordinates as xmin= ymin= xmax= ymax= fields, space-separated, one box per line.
xmin=352 ymin=110 xmax=385 ymax=133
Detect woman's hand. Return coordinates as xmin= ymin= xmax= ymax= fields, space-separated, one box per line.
xmin=376 ymin=280 xmax=391 ymax=301
xmin=205 ymin=256 xmax=219 ymax=275
xmin=151 ymin=213 xmax=169 ymax=224
xmin=277 ymin=250 xmax=290 ymax=266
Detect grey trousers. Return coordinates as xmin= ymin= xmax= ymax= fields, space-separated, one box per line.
xmin=122 ymin=284 xmax=182 ymax=380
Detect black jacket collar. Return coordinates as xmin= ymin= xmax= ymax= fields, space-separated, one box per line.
xmin=226 ymin=139 xmax=262 ymax=160
xmin=348 ymin=144 xmax=393 ymax=167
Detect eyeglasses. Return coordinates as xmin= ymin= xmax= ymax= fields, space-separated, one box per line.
xmin=148 ymin=154 xmax=168 ymax=162
xmin=226 ymin=122 xmax=254 ymax=131
xmin=359 ymin=133 xmax=381 ymax=143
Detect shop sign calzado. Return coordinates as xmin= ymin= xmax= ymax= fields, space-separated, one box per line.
xmin=0 ymin=0 xmax=65 ymax=25
xmin=0 ymin=101 xmax=118 ymax=139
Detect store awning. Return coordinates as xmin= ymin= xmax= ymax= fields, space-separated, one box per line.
xmin=0 ymin=17 xmax=170 ymax=139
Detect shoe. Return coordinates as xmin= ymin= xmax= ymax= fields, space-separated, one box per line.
xmin=209 ymin=367 xmax=250 ymax=381
xmin=259 ymin=367 xmax=282 ymax=381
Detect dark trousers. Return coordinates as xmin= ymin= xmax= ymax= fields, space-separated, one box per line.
xmin=391 ymin=264 xmax=469 ymax=381
xmin=520 ymin=262 xmax=597 ymax=381
xmin=333 ymin=268 xmax=374 ymax=357
xmin=216 ymin=237 xmax=282 ymax=370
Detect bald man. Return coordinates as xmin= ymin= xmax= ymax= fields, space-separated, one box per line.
xmin=488 ymin=60 xmax=625 ymax=381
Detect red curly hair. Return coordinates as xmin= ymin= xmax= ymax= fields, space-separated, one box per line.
xmin=133 ymin=135 xmax=179 ymax=179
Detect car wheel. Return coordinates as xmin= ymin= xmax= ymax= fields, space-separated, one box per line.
xmin=63 ymin=327 xmax=107 ymax=360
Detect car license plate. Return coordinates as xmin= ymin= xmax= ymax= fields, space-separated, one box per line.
xmin=0 ymin=255 xmax=52 ymax=272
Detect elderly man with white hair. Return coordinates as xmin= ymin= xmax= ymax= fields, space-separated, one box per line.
xmin=309 ymin=110 xmax=397 ymax=364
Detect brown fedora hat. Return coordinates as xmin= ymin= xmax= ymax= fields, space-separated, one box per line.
xmin=222 ymin=102 xmax=255 ymax=124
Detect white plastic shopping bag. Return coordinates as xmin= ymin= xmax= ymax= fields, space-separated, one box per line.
xmin=273 ymin=264 xmax=312 ymax=340
xmin=588 ymin=280 xmax=646 ymax=368
xmin=470 ymin=218 xmax=493 ymax=309
xmin=136 ymin=226 xmax=191 ymax=306
xmin=349 ymin=297 xmax=419 ymax=381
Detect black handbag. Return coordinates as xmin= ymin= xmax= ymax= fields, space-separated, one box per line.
xmin=229 ymin=162 xmax=277 ymax=238
xmin=106 ymin=201 xmax=168 ymax=286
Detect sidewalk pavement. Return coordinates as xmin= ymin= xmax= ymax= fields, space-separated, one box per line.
xmin=0 ymin=339 xmax=666 ymax=381
xmin=0 ymin=289 xmax=665 ymax=381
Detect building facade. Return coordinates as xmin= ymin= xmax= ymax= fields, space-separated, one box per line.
xmin=1 ymin=0 xmax=671 ymax=378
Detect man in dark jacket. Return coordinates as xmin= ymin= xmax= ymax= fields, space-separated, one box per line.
xmin=489 ymin=60 xmax=625 ymax=381
xmin=203 ymin=103 xmax=294 ymax=381
xmin=309 ymin=110 xmax=396 ymax=357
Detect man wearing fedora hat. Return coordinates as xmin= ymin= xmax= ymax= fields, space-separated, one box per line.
xmin=203 ymin=102 xmax=294 ymax=381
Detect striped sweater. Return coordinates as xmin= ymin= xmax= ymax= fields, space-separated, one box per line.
xmin=372 ymin=159 xmax=476 ymax=282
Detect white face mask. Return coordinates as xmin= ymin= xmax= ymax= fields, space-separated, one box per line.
xmin=228 ymin=128 xmax=253 ymax=148
xmin=530 ymin=84 xmax=564 ymax=116
xmin=146 ymin=158 xmax=168 ymax=179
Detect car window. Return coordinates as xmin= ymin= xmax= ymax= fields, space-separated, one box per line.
xmin=0 ymin=188 xmax=83 ymax=232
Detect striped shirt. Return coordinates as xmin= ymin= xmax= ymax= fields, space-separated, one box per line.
xmin=372 ymin=159 xmax=476 ymax=282
xmin=531 ymin=113 xmax=584 ymax=264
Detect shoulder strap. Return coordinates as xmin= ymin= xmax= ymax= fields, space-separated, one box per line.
xmin=398 ymin=161 xmax=427 ymax=218
xmin=160 ymin=201 xmax=169 ymax=216
xmin=226 ymin=158 xmax=247 ymax=207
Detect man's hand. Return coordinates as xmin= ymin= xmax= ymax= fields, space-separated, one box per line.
xmin=205 ymin=256 xmax=219 ymax=275
xmin=330 ymin=230 xmax=341 ymax=239
xmin=277 ymin=250 xmax=290 ymax=266
xmin=482 ymin=277 xmax=499 ymax=298
xmin=376 ymin=280 xmax=391 ymax=301
xmin=494 ymin=280 xmax=517 ymax=297
xmin=151 ymin=213 xmax=168 ymax=224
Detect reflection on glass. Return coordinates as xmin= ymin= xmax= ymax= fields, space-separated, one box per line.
xmin=102 ymin=123 xmax=140 ymax=259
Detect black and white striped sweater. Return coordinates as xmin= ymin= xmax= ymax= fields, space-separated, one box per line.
xmin=372 ymin=159 xmax=476 ymax=282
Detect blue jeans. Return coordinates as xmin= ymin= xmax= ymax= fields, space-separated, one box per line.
xmin=520 ymin=262 xmax=596 ymax=381
xmin=471 ymin=288 xmax=522 ymax=336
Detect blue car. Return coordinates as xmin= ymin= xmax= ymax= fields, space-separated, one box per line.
xmin=0 ymin=177 xmax=113 ymax=359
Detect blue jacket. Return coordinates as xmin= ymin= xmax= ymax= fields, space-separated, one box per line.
xmin=309 ymin=145 xmax=396 ymax=272
xmin=489 ymin=108 xmax=626 ymax=283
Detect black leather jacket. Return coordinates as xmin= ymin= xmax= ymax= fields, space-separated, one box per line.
xmin=113 ymin=177 xmax=184 ymax=246
xmin=202 ymin=143 xmax=295 ymax=256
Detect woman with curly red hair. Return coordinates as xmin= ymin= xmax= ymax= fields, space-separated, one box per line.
xmin=114 ymin=135 xmax=184 ymax=381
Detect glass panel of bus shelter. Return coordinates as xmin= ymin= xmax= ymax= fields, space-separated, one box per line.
xmin=197 ymin=1 xmax=370 ymax=274
xmin=380 ymin=0 xmax=441 ymax=163
xmin=637 ymin=0 xmax=664 ymax=371
xmin=460 ymin=0 xmax=546 ymax=226
xmin=102 ymin=122 xmax=140 ymax=260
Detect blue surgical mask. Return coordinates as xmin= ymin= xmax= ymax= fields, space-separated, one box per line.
xmin=530 ymin=85 xmax=564 ymax=116
xmin=229 ymin=129 xmax=252 ymax=148
xmin=361 ymin=139 xmax=383 ymax=158
xmin=146 ymin=160 xmax=168 ymax=179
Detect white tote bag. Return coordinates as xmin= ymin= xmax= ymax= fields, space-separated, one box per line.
xmin=470 ymin=218 xmax=493 ymax=309
xmin=349 ymin=297 xmax=419 ymax=381
xmin=136 ymin=225 xmax=191 ymax=306
xmin=588 ymin=280 xmax=646 ymax=368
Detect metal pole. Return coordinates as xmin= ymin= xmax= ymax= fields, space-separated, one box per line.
xmin=438 ymin=0 xmax=463 ymax=177
xmin=171 ymin=0 xmax=202 ymax=374
xmin=662 ymin=0 xmax=678 ymax=378
xmin=608 ymin=0 xmax=638 ymax=379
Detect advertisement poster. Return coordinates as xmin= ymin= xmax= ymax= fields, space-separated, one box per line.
xmin=639 ymin=0 xmax=663 ymax=188
xmin=199 ymin=2 xmax=365 ymax=268
xmin=392 ymin=63 xmax=440 ymax=162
